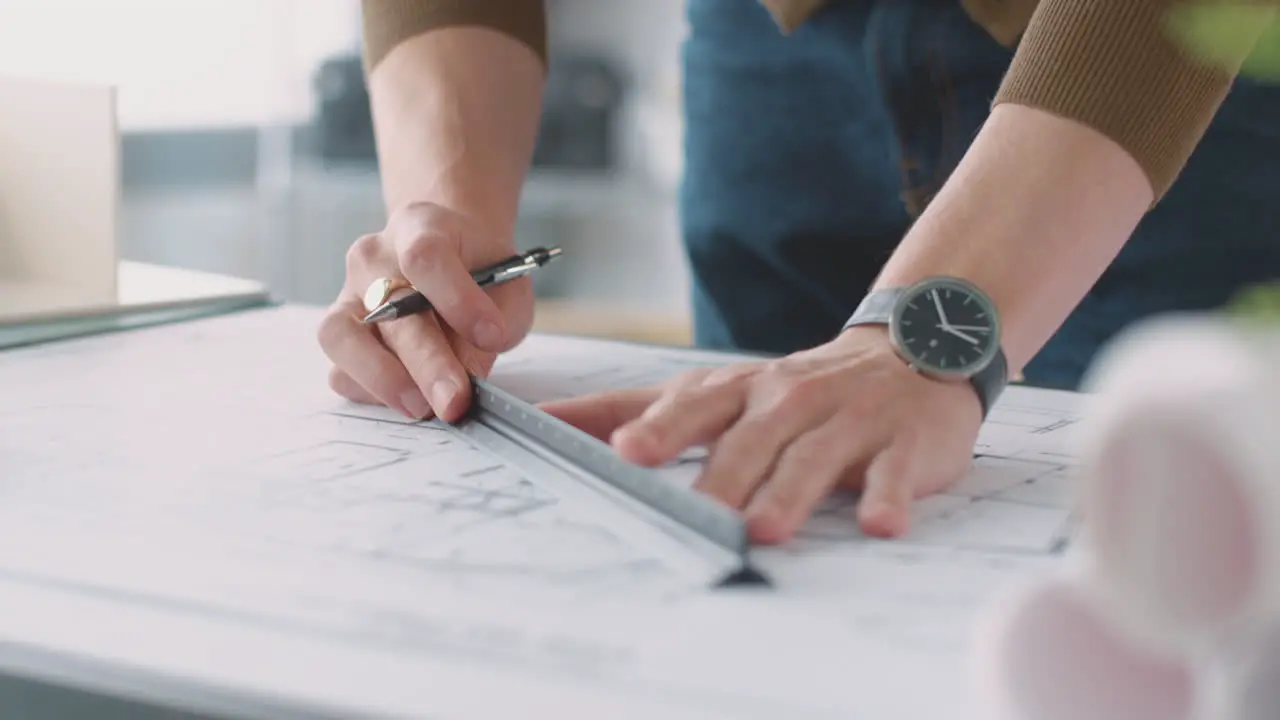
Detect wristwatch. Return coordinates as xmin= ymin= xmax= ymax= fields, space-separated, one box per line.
xmin=842 ymin=276 xmax=1009 ymax=418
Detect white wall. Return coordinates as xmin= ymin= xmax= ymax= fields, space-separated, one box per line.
xmin=0 ymin=0 xmax=359 ymax=130
xmin=0 ymin=0 xmax=698 ymax=328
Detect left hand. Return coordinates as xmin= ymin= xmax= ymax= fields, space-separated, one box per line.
xmin=539 ymin=326 xmax=984 ymax=543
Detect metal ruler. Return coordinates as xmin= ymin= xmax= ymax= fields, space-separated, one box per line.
xmin=452 ymin=377 xmax=769 ymax=588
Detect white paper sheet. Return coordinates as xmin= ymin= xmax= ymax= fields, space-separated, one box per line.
xmin=492 ymin=329 xmax=1082 ymax=568
xmin=0 ymin=305 xmax=1080 ymax=718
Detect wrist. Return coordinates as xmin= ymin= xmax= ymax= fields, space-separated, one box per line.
xmin=871 ymin=103 xmax=1152 ymax=374
xmin=834 ymin=325 xmax=992 ymax=420
xmin=842 ymin=280 xmax=1008 ymax=418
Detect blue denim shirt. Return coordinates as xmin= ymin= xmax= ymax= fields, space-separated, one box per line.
xmin=679 ymin=0 xmax=1280 ymax=390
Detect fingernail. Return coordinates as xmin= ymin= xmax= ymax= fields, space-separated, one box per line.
xmin=400 ymin=389 xmax=432 ymax=419
xmin=474 ymin=320 xmax=504 ymax=350
xmin=612 ymin=423 xmax=646 ymax=446
xmin=745 ymin=509 xmax=788 ymax=545
xmin=430 ymin=378 xmax=458 ymax=414
xmin=613 ymin=424 xmax=662 ymax=461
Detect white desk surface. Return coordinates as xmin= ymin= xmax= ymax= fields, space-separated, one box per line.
xmin=0 ymin=305 xmax=1083 ymax=719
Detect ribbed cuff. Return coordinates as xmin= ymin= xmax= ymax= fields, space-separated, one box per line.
xmin=360 ymin=0 xmax=547 ymax=74
xmin=960 ymin=0 xmax=1038 ymax=47
xmin=993 ymin=0 xmax=1237 ymax=203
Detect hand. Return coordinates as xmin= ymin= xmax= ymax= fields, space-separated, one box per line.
xmin=317 ymin=202 xmax=535 ymax=422
xmin=540 ymin=327 xmax=983 ymax=543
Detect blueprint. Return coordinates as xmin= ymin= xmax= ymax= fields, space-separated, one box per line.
xmin=0 ymin=305 xmax=1082 ymax=719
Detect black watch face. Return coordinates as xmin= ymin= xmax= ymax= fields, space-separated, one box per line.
xmin=891 ymin=278 xmax=1000 ymax=377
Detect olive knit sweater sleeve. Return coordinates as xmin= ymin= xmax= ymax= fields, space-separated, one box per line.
xmin=359 ymin=0 xmax=546 ymax=72
xmin=991 ymin=0 xmax=1265 ymax=203
xmin=358 ymin=0 xmax=1276 ymax=203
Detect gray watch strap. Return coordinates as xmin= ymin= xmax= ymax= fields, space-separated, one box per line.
xmin=970 ymin=347 xmax=1008 ymax=419
xmin=845 ymin=288 xmax=902 ymax=325
xmin=842 ymin=288 xmax=1008 ymax=419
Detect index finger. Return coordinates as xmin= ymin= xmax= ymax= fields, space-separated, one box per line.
xmin=392 ymin=219 xmax=510 ymax=353
xmin=539 ymin=387 xmax=660 ymax=442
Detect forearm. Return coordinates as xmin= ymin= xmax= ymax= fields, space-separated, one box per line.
xmin=367 ymin=27 xmax=544 ymax=239
xmin=875 ymin=0 xmax=1279 ymax=376
xmin=873 ymin=104 xmax=1149 ymax=374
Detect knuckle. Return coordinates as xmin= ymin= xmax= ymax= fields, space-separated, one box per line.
xmin=673 ymin=367 xmax=716 ymax=389
xmin=345 ymin=233 xmax=382 ymax=272
xmin=755 ymin=359 xmax=800 ymax=391
xmin=327 ymin=365 xmax=351 ymax=396
xmin=700 ymin=363 xmax=758 ymax=387
xmin=403 ymin=333 xmax=460 ymax=374
xmin=877 ymin=449 xmax=919 ymax=485
xmin=765 ymin=480 xmax=806 ymax=514
xmin=315 ymin=309 xmax=348 ymax=353
xmin=771 ymin=377 xmax=828 ymax=416
xmin=642 ymin=390 xmax=686 ymax=421
xmin=398 ymin=232 xmax=453 ymax=278
xmin=791 ymin=430 xmax=840 ymax=465
xmin=655 ymin=368 xmax=707 ymax=395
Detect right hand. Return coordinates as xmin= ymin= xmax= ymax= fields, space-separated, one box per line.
xmin=317 ymin=201 xmax=535 ymax=422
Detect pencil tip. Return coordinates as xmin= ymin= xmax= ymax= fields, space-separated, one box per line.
xmin=362 ymin=305 xmax=395 ymax=324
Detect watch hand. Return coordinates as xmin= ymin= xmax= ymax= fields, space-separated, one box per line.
xmin=936 ymin=324 xmax=980 ymax=344
xmin=930 ymin=289 xmax=950 ymax=326
xmin=943 ymin=325 xmax=992 ymax=332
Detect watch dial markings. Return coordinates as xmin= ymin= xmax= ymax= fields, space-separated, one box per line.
xmin=895 ymin=283 xmax=996 ymax=373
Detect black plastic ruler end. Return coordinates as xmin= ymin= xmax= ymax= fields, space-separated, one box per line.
xmin=716 ymin=564 xmax=772 ymax=589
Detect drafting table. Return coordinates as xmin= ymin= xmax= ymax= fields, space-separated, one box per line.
xmin=0 ymin=304 xmax=1083 ymax=719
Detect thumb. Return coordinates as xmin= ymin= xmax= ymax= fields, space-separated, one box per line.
xmin=857 ymin=445 xmax=918 ymax=538
xmin=487 ymin=276 xmax=536 ymax=352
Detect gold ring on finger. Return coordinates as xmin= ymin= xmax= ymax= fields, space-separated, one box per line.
xmin=363 ymin=276 xmax=414 ymax=313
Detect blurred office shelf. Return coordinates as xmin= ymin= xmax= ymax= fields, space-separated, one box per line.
xmin=287 ymin=161 xmax=639 ymax=218
xmin=120 ymin=159 xmax=666 ymax=306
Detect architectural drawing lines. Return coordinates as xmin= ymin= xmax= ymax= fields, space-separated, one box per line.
xmin=1032 ymin=418 xmax=1077 ymax=435
xmin=327 ymin=410 xmax=430 ymax=427
xmin=1048 ymin=510 xmax=1081 ymax=554
xmin=258 ymin=440 xmax=412 ymax=481
xmin=985 ymin=403 xmax=1081 ymax=435
xmin=431 ymin=486 xmax=556 ymax=519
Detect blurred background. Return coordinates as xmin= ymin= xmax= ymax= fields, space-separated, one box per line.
xmin=0 ymin=0 xmax=694 ymax=344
